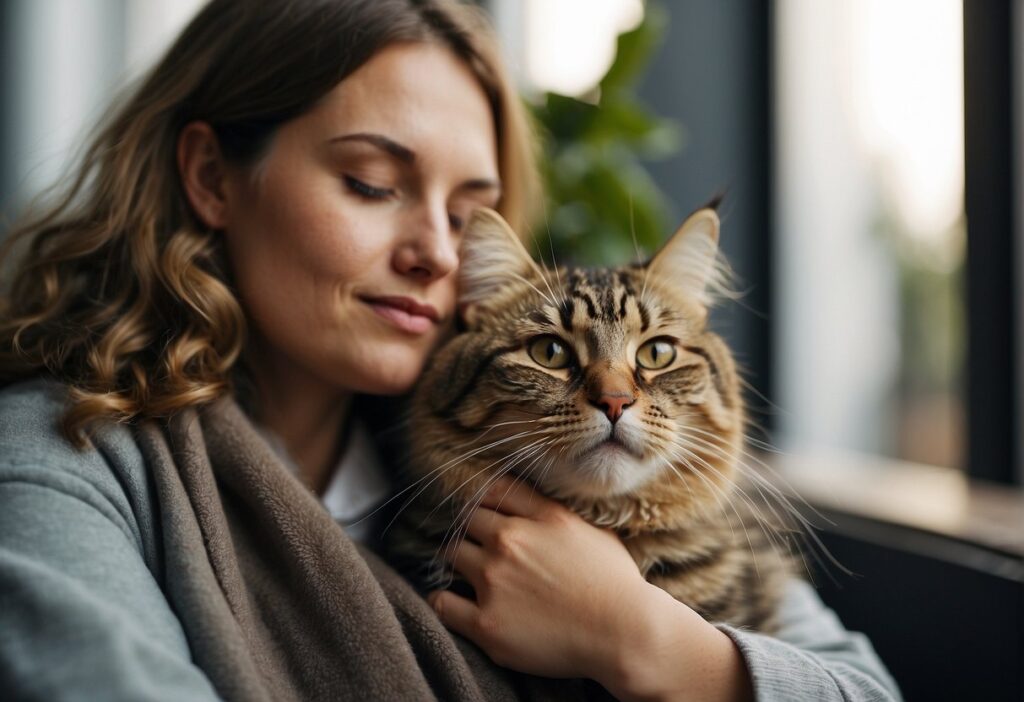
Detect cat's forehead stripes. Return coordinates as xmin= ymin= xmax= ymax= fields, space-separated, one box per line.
xmin=527 ymin=309 xmax=552 ymax=327
xmin=493 ymin=262 xmax=704 ymax=366
xmin=570 ymin=268 xmax=627 ymax=320
xmin=554 ymin=266 xmax=652 ymax=334
xmin=557 ymin=297 xmax=575 ymax=331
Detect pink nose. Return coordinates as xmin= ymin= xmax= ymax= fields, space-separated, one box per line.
xmin=596 ymin=394 xmax=634 ymax=422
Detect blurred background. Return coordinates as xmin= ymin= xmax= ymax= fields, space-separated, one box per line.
xmin=1 ymin=1 xmax=1021 ymax=698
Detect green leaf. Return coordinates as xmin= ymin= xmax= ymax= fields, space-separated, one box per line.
xmin=535 ymin=93 xmax=597 ymax=142
xmin=527 ymin=1 xmax=681 ymax=266
xmin=599 ymin=3 xmax=668 ymax=97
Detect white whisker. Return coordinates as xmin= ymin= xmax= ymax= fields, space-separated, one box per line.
xmin=660 ymin=441 xmax=763 ymax=575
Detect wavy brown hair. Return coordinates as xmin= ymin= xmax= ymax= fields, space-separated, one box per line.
xmin=0 ymin=0 xmax=540 ymax=444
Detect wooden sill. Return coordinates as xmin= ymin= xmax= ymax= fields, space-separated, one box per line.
xmin=761 ymin=448 xmax=1024 ymax=560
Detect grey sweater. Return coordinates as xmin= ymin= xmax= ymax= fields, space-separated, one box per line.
xmin=0 ymin=379 xmax=901 ymax=701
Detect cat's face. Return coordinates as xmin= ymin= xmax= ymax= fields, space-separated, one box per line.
xmin=418 ymin=208 xmax=742 ymax=505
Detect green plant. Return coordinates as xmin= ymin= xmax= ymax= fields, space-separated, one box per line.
xmin=528 ymin=3 xmax=682 ymax=266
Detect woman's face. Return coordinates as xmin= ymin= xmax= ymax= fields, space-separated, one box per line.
xmin=221 ymin=43 xmax=500 ymax=396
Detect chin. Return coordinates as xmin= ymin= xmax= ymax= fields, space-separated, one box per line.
xmin=351 ymin=350 xmax=431 ymax=396
xmin=539 ymin=448 xmax=662 ymax=500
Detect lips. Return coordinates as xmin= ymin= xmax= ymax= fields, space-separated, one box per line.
xmin=361 ymin=295 xmax=440 ymax=335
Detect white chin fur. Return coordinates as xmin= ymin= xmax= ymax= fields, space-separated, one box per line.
xmin=536 ymin=414 xmax=662 ymax=499
xmin=540 ymin=448 xmax=659 ymax=503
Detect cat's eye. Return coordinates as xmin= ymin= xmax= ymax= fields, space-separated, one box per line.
xmin=527 ymin=336 xmax=572 ymax=369
xmin=636 ymin=339 xmax=677 ymax=370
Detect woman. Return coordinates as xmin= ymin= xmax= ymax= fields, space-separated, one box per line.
xmin=0 ymin=1 xmax=899 ymax=700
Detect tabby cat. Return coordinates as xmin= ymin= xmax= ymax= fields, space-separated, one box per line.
xmin=387 ymin=204 xmax=794 ymax=631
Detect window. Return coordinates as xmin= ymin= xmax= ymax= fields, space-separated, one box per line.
xmin=775 ymin=0 xmax=966 ymax=469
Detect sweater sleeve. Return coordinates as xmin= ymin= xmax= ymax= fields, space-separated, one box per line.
xmin=0 ymin=465 xmax=222 ymax=701
xmin=717 ymin=579 xmax=902 ymax=701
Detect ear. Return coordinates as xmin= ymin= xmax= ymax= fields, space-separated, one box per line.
xmin=458 ymin=208 xmax=543 ymax=325
xmin=646 ymin=207 xmax=720 ymax=305
xmin=177 ymin=121 xmax=230 ymax=230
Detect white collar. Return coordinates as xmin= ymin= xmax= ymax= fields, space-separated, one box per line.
xmin=320 ymin=419 xmax=392 ymax=541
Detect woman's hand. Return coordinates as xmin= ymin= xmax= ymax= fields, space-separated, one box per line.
xmin=428 ymin=477 xmax=647 ymax=677
xmin=426 ymin=478 xmax=753 ymax=702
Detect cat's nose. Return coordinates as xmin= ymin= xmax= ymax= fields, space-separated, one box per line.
xmin=594 ymin=393 xmax=634 ymax=423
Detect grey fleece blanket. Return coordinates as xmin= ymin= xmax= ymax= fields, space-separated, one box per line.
xmin=133 ymin=396 xmax=590 ymax=701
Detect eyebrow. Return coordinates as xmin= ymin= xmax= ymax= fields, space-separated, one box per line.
xmin=458 ymin=178 xmax=503 ymax=195
xmin=330 ymin=132 xmax=416 ymax=163
xmin=329 ymin=131 xmax=502 ymax=194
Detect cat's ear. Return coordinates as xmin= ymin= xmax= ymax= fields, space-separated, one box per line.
xmin=458 ymin=208 xmax=542 ymax=325
xmin=646 ymin=207 xmax=721 ymax=305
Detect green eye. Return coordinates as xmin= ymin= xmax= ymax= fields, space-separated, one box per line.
xmin=528 ymin=336 xmax=572 ymax=369
xmin=636 ymin=339 xmax=677 ymax=370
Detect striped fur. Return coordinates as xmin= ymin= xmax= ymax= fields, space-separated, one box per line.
xmin=387 ymin=207 xmax=794 ymax=631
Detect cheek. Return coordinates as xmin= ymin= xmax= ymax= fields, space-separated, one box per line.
xmin=446 ymin=363 xmax=566 ymax=427
xmin=236 ymin=155 xmax=344 ymax=245
xmin=227 ymin=199 xmax=383 ymax=311
xmin=647 ymin=368 xmax=708 ymax=408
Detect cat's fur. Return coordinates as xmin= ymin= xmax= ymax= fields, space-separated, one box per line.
xmin=387 ymin=205 xmax=794 ymax=631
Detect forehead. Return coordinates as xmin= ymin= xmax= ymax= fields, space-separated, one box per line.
xmin=517 ymin=266 xmax=642 ymax=336
xmin=562 ymin=267 xmax=644 ymax=326
xmin=512 ymin=265 xmax=704 ymax=344
xmin=305 ymin=42 xmax=497 ymax=168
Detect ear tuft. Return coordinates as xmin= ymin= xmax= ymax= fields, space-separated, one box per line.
xmin=646 ymin=208 xmax=722 ymax=305
xmin=700 ymin=191 xmax=726 ymax=213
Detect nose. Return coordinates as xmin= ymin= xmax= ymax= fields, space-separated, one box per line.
xmin=592 ymin=393 xmax=635 ymax=423
xmin=393 ymin=202 xmax=459 ymax=282
xmin=587 ymin=368 xmax=636 ymax=423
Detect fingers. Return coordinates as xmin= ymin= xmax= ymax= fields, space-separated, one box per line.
xmin=464 ymin=501 xmax=507 ymax=547
xmin=478 ymin=476 xmax=561 ymax=519
xmin=448 ymin=536 xmax=486 ymax=583
xmin=427 ymin=589 xmax=479 ymax=638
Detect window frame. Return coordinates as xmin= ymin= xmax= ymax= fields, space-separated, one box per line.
xmin=963 ymin=0 xmax=1020 ymax=485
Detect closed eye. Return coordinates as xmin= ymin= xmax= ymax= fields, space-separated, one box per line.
xmin=344 ymin=175 xmax=395 ymax=200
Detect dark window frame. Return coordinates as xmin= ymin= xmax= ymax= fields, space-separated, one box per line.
xmin=964 ymin=1 xmax=1019 ymax=484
